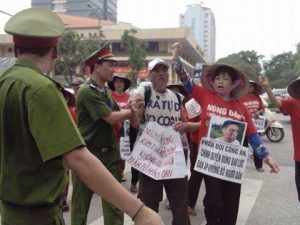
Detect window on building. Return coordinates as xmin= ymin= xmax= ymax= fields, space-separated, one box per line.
xmin=112 ymin=43 xmax=125 ymax=52
xmin=147 ymin=42 xmax=159 ymax=51
xmin=7 ymin=47 xmax=12 ymax=53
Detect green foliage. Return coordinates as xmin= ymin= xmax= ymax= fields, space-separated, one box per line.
xmin=55 ymin=30 xmax=99 ymax=85
xmin=121 ymin=29 xmax=148 ymax=87
xmin=263 ymin=52 xmax=296 ymax=88
xmin=217 ymin=50 xmax=263 ymax=81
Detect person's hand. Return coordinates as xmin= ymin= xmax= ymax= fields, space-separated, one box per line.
xmin=173 ymin=121 xmax=187 ymax=134
xmin=264 ymin=156 xmax=280 ymax=173
xmin=258 ymin=75 xmax=270 ymax=89
xmin=171 ymin=42 xmax=182 ymax=58
xmin=129 ymin=94 xmax=145 ymax=111
xmin=133 ymin=205 xmax=164 ymax=225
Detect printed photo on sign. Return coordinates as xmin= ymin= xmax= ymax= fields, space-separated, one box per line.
xmin=194 ymin=137 xmax=249 ymax=184
xmin=185 ymin=98 xmax=201 ymax=119
xmin=208 ymin=115 xmax=247 ymax=146
xmin=252 ymin=115 xmax=266 ymax=133
xmin=127 ymin=121 xmax=187 ymax=180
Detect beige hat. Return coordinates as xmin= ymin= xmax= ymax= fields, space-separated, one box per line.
xmin=201 ymin=63 xmax=249 ymax=99
xmin=287 ymin=77 xmax=300 ymax=99
xmin=71 ymin=77 xmax=84 ymax=86
xmin=249 ymin=80 xmax=264 ymax=95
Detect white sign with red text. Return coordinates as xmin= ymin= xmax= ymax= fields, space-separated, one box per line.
xmin=128 ymin=122 xmax=187 ymax=180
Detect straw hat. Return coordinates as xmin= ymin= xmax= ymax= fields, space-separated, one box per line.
xmin=201 ymin=63 xmax=249 ymax=99
xmin=249 ymin=80 xmax=264 ymax=95
xmin=167 ymin=82 xmax=188 ymax=96
xmin=287 ymin=77 xmax=300 ymax=99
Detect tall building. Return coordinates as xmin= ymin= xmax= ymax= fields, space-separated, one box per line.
xmin=31 ymin=0 xmax=118 ymax=22
xmin=180 ymin=4 xmax=216 ymax=63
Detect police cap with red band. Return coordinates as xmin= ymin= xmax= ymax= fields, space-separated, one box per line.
xmin=5 ymin=8 xmax=65 ymax=48
xmin=84 ymin=41 xmax=117 ymax=76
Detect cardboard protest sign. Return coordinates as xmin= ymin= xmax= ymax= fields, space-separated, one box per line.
xmin=185 ymin=98 xmax=201 ymax=119
xmin=120 ymin=120 xmax=131 ymax=160
xmin=128 ymin=121 xmax=187 ymax=180
xmin=208 ymin=115 xmax=247 ymax=146
xmin=252 ymin=115 xmax=266 ymax=133
xmin=194 ymin=137 xmax=249 ymax=183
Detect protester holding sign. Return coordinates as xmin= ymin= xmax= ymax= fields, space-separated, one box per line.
xmin=240 ymin=80 xmax=265 ymax=172
xmin=259 ymin=75 xmax=300 ymax=202
xmin=130 ymin=58 xmax=190 ymax=225
xmin=172 ymin=42 xmax=279 ymax=225
xmin=108 ymin=74 xmax=131 ymax=183
xmin=167 ymin=83 xmax=203 ymax=216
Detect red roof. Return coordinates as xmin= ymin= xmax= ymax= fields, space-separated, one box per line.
xmin=57 ymin=13 xmax=113 ymax=29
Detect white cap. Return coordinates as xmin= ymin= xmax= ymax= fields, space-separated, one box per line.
xmin=148 ymin=58 xmax=169 ymax=71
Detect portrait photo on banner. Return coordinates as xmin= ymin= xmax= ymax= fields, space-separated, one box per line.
xmin=208 ymin=115 xmax=247 ymax=146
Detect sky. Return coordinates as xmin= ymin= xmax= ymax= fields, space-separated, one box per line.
xmin=1 ymin=0 xmax=300 ymax=60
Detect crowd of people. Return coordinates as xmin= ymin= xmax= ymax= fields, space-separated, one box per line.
xmin=1 ymin=7 xmax=300 ymax=225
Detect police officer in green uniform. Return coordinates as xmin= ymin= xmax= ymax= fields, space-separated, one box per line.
xmin=71 ymin=43 xmax=131 ymax=225
xmin=0 ymin=7 xmax=163 ymax=225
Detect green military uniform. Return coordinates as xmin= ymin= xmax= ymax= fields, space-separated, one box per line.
xmin=0 ymin=59 xmax=85 ymax=225
xmin=71 ymin=79 xmax=123 ymax=225
xmin=0 ymin=8 xmax=85 ymax=225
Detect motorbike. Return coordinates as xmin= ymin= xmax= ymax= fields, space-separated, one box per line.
xmin=254 ymin=108 xmax=285 ymax=142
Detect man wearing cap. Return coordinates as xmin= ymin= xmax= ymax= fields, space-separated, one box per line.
xmin=0 ymin=8 xmax=163 ymax=225
xmin=71 ymin=43 xmax=140 ymax=225
xmin=259 ymin=75 xmax=300 ymax=201
xmin=131 ymin=58 xmax=190 ymax=225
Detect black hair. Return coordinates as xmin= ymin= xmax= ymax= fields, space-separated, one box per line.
xmin=14 ymin=45 xmax=53 ymax=57
xmin=222 ymin=120 xmax=240 ymax=129
xmin=214 ymin=66 xmax=238 ymax=82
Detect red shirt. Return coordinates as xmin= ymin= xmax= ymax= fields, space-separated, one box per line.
xmin=192 ymin=85 xmax=256 ymax=143
xmin=239 ymin=94 xmax=264 ymax=115
xmin=111 ymin=92 xmax=130 ymax=109
xmin=111 ymin=91 xmax=130 ymax=136
xmin=280 ymin=98 xmax=300 ymax=161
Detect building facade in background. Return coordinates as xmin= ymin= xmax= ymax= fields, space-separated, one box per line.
xmin=0 ymin=13 xmax=206 ymax=84
xmin=180 ymin=4 xmax=216 ymax=63
xmin=31 ymin=0 xmax=117 ymax=22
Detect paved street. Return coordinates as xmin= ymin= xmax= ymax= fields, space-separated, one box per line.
xmin=0 ymin=113 xmax=294 ymax=225
xmin=62 ymin=113 xmax=300 ymax=225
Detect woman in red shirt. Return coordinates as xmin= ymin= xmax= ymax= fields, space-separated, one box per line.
xmin=240 ymin=80 xmax=265 ymax=172
xmin=172 ymin=42 xmax=279 ymax=225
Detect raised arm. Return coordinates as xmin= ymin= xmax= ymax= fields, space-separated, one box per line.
xmin=171 ymin=42 xmax=194 ymax=93
xmin=259 ymin=75 xmax=282 ymax=108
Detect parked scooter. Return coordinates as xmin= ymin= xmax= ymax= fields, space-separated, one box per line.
xmin=257 ymin=108 xmax=285 ymax=142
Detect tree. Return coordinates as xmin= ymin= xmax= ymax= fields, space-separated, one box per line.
xmin=292 ymin=43 xmax=300 ymax=78
xmin=263 ymin=52 xmax=296 ymax=88
xmin=121 ymin=29 xmax=148 ymax=87
xmin=217 ymin=50 xmax=263 ymax=81
xmin=55 ymin=30 xmax=99 ymax=85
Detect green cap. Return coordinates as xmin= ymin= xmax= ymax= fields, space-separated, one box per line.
xmin=5 ymin=8 xmax=65 ymax=48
